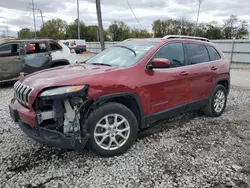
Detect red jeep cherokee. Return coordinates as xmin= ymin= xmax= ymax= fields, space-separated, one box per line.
xmin=9 ymin=36 xmax=231 ymax=157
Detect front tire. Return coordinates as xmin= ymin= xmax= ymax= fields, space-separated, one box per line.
xmin=203 ymin=85 xmax=227 ymax=117
xmin=87 ymin=102 xmax=138 ymax=157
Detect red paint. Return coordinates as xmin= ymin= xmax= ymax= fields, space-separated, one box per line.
xmin=151 ymin=58 xmax=171 ymax=68
xmin=10 ymin=39 xmax=230 ymax=126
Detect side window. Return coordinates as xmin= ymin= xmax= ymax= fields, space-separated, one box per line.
xmin=49 ymin=43 xmax=62 ymax=51
xmin=153 ymin=43 xmax=185 ymax=68
xmin=25 ymin=42 xmax=47 ymax=54
xmin=186 ymin=43 xmax=209 ymax=64
xmin=0 ymin=43 xmax=19 ymax=57
xmin=207 ymin=46 xmax=221 ymax=61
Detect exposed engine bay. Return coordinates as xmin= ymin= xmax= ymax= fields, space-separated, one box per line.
xmin=32 ymin=86 xmax=92 ymax=149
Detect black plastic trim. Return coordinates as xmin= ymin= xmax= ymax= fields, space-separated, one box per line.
xmin=145 ymin=98 xmax=209 ymax=125
xmin=18 ymin=120 xmax=89 ymax=150
xmin=97 ymin=92 xmax=145 ymax=128
xmin=215 ymin=78 xmax=230 ymax=95
xmin=50 ymin=59 xmax=70 ymax=67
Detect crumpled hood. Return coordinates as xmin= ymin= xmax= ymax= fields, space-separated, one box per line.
xmin=21 ymin=64 xmax=119 ymax=88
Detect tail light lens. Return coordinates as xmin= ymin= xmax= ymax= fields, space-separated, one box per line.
xmin=70 ymin=49 xmax=76 ymax=54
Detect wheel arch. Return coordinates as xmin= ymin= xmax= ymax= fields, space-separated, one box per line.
xmin=50 ymin=59 xmax=70 ymax=67
xmin=89 ymin=92 xmax=145 ymax=129
xmin=214 ymin=78 xmax=230 ymax=95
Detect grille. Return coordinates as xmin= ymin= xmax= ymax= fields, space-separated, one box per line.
xmin=14 ymin=81 xmax=34 ymax=105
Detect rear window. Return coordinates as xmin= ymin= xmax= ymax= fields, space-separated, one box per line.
xmin=0 ymin=43 xmax=19 ymax=56
xmin=50 ymin=42 xmax=61 ymax=51
xmin=207 ymin=46 xmax=221 ymax=61
xmin=186 ymin=43 xmax=210 ymax=64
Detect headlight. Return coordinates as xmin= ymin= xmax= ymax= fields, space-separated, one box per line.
xmin=39 ymin=85 xmax=86 ymax=97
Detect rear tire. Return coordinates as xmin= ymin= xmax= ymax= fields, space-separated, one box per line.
xmin=203 ymin=85 xmax=227 ymax=117
xmin=87 ymin=102 xmax=138 ymax=157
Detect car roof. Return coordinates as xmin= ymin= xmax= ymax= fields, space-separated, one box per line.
xmin=0 ymin=39 xmax=57 ymax=44
xmin=125 ymin=37 xmax=213 ymax=46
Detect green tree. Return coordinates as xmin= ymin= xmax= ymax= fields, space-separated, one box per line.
xmin=85 ymin=25 xmax=98 ymax=41
xmin=17 ymin=28 xmax=34 ymax=39
xmin=108 ymin=21 xmax=130 ymax=41
xmin=152 ymin=19 xmax=164 ymax=37
xmin=66 ymin=19 xmax=87 ymax=39
xmin=129 ymin=29 xmax=152 ymax=38
xmin=39 ymin=18 xmax=68 ymax=39
xmin=205 ymin=25 xmax=223 ymax=39
xmin=152 ymin=19 xmax=196 ymax=37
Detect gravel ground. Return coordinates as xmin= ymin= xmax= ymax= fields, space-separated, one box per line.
xmin=0 ymin=65 xmax=250 ymax=188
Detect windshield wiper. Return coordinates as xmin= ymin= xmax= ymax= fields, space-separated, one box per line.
xmin=91 ymin=63 xmax=112 ymax=67
xmin=113 ymin=45 xmax=137 ymax=56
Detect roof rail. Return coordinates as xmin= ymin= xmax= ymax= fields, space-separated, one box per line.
xmin=162 ymin=35 xmax=210 ymax=42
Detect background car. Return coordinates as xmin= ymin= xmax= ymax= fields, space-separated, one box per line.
xmin=0 ymin=39 xmax=77 ymax=83
xmin=62 ymin=39 xmax=87 ymax=54
xmin=58 ymin=40 xmax=77 ymax=65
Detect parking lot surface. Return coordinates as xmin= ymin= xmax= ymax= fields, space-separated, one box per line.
xmin=0 ymin=63 xmax=250 ymax=188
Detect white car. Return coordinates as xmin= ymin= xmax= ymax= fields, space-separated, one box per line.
xmin=62 ymin=39 xmax=87 ymax=54
xmin=58 ymin=40 xmax=77 ymax=65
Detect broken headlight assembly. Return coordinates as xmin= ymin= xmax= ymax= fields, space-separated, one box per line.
xmin=39 ymin=85 xmax=86 ymax=97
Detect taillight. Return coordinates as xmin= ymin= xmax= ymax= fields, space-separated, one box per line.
xmin=70 ymin=49 xmax=75 ymax=54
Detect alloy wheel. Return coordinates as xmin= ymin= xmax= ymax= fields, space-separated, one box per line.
xmin=94 ymin=114 xmax=130 ymax=151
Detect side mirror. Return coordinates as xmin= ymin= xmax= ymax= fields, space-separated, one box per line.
xmin=147 ymin=58 xmax=171 ymax=69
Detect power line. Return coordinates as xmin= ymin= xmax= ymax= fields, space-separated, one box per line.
xmin=125 ymin=0 xmax=143 ymax=29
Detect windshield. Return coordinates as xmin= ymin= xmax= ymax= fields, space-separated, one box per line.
xmin=86 ymin=41 xmax=159 ymax=67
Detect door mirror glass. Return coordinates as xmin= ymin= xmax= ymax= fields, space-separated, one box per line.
xmin=148 ymin=58 xmax=171 ymax=69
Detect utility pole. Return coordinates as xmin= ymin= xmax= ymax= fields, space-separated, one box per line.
xmin=38 ymin=9 xmax=45 ymax=36
xmin=96 ymin=0 xmax=105 ymax=51
xmin=31 ymin=0 xmax=37 ymax=38
xmin=6 ymin=25 xmax=8 ymax=37
xmin=194 ymin=0 xmax=202 ymax=36
xmin=77 ymin=0 xmax=80 ymax=39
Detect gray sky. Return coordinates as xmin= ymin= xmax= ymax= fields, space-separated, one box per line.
xmin=0 ymin=0 xmax=250 ymax=36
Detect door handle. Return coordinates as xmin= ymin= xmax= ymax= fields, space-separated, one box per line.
xmin=179 ymin=71 xmax=189 ymax=76
xmin=211 ymin=66 xmax=218 ymax=70
xmin=12 ymin=57 xmax=21 ymax=60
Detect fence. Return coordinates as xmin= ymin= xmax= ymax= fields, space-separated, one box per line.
xmin=86 ymin=39 xmax=250 ymax=64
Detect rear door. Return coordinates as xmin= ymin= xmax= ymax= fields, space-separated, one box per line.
xmin=23 ymin=41 xmax=52 ymax=74
xmin=184 ymin=42 xmax=220 ymax=102
xmin=48 ymin=41 xmax=63 ymax=61
xmin=0 ymin=42 xmax=23 ymax=81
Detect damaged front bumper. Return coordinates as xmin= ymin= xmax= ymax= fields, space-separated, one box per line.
xmin=18 ymin=120 xmax=89 ymax=150
xmin=9 ymin=85 xmax=92 ymax=150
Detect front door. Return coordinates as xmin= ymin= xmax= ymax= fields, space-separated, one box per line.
xmin=143 ymin=42 xmax=191 ymax=115
xmin=0 ymin=43 xmax=23 ymax=81
xmin=22 ymin=41 xmax=52 ymax=74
